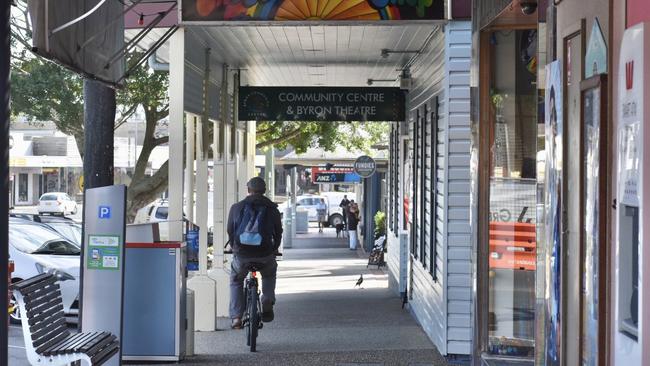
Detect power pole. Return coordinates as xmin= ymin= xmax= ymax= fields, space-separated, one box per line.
xmin=83 ymin=79 xmax=116 ymax=189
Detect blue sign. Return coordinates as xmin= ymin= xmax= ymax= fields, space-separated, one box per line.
xmin=98 ymin=206 xmax=112 ymax=219
xmin=314 ymin=172 xmax=361 ymax=184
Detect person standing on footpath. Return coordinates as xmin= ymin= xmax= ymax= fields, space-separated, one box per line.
xmin=316 ymin=198 xmax=327 ymax=233
xmin=339 ymin=195 xmax=350 ymax=229
xmin=347 ymin=202 xmax=360 ymax=250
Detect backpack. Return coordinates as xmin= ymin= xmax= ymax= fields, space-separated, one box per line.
xmin=236 ymin=203 xmax=268 ymax=246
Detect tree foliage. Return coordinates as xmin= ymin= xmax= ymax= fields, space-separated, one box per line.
xmin=10 ymin=54 xmax=390 ymax=221
xmin=256 ymin=121 xmax=389 ymax=153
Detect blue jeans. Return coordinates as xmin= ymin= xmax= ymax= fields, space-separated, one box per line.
xmin=229 ymin=255 xmax=277 ymax=319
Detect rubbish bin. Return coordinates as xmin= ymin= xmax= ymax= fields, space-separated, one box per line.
xmin=295 ymin=207 xmax=309 ymax=233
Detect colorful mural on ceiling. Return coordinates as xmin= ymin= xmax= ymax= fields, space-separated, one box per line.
xmin=181 ymin=0 xmax=444 ymax=21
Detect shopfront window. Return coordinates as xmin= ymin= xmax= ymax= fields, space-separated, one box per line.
xmin=487 ymin=29 xmax=538 ymax=357
xmin=18 ymin=173 xmax=28 ymax=202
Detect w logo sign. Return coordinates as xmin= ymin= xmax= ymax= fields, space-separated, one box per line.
xmin=626 ymin=61 xmax=634 ymax=90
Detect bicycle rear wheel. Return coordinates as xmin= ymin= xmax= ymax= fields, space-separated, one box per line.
xmin=248 ymin=289 xmax=259 ymax=352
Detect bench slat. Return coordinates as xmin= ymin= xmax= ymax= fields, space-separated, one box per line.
xmin=10 ymin=273 xmax=52 ymax=292
xmin=42 ymin=333 xmax=81 ymax=356
xmin=28 ymin=305 xmax=64 ymax=326
xmin=19 ymin=276 xmax=58 ymax=296
xmin=31 ymin=318 xmax=67 ymax=342
xmin=90 ymin=341 xmax=119 ymax=364
xmin=84 ymin=334 xmax=116 ymax=356
xmin=70 ymin=332 xmax=103 ymax=353
xmin=35 ymin=330 xmax=70 ymax=354
xmin=24 ymin=284 xmax=60 ymax=304
xmin=25 ymin=291 xmax=63 ymax=315
xmin=62 ymin=332 xmax=99 ymax=354
xmin=80 ymin=332 xmax=112 ymax=353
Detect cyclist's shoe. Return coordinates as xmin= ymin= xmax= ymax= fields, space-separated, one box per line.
xmin=262 ymin=302 xmax=274 ymax=322
xmin=231 ymin=317 xmax=242 ymax=329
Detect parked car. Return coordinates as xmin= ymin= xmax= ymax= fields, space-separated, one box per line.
xmin=319 ymin=192 xmax=350 ymax=227
xmin=8 ymin=218 xmax=80 ymax=324
xmin=10 ymin=214 xmax=82 ymax=246
xmin=134 ymin=200 xmax=212 ymax=245
xmin=38 ymin=192 xmax=78 ymax=216
xmin=278 ymin=194 xmax=345 ymax=226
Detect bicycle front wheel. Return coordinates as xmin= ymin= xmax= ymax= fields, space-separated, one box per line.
xmin=248 ymin=289 xmax=259 ymax=352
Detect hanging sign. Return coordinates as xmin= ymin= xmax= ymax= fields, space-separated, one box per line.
xmin=354 ymin=155 xmax=376 ymax=178
xmin=239 ymin=87 xmax=405 ymax=122
xmin=585 ymin=18 xmax=608 ymax=78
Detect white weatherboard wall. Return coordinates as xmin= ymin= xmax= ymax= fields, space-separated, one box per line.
xmin=387 ymin=21 xmax=472 ymax=356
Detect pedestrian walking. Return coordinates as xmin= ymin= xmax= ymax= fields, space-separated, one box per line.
xmin=347 ymin=203 xmax=360 ymax=250
xmin=316 ymin=198 xmax=327 ymax=233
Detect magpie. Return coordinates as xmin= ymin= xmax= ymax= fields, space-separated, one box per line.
xmin=354 ymin=274 xmax=364 ymax=288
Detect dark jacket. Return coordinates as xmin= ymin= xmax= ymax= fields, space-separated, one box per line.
xmin=227 ymin=194 xmax=283 ymax=258
xmin=347 ymin=212 xmax=359 ymax=230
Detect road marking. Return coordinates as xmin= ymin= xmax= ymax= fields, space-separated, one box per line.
xmin=8 ymin=345 xmax=26 ymax=349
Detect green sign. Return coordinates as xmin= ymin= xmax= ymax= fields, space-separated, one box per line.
xmin=86 ymin=235 xmax=121 ymax=270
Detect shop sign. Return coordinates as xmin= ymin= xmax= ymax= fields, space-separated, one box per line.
xmin=181 ymin=0 xmax=444 ymax=22
xmin=618 ymin=24 xmax=644 ymax=207
xmin=585 ymin=18 xmax=608 ymax=78
xmin=311 ymin=167 xmax=361 ymax=184
xmin=239 ymin=87 xmax=405 ymax=122
xmin=354 ymin=155 xmax=376 ymax=178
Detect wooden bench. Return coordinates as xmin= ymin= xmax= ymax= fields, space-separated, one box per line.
xmin=11 ymin=273 xmax=119 ymax=366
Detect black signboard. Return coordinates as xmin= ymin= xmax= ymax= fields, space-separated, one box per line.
xmin=239 ymin=87 xmax=405 ymax=122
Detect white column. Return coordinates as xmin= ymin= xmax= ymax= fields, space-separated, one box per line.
xmin=185 ymin=115 xmax=195 ymax=223
xmin=195 ymin=116 xmax=209 ymax=273
xmin=168 ymin=28 xmax=185 ymax=242
xmin=208 ymin=65 xmax=232 ymax=320
xmin=188 ymin=114 xmax=216 ymax=331
xmin=265 ymin=145 xmax=275 ymax=202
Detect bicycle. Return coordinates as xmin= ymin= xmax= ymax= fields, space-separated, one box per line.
xmin=224 ymin=243 xmax=281 ymax=352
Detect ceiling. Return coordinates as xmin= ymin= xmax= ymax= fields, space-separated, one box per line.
xmin=129 ymin=23 xmax=439 ymax=87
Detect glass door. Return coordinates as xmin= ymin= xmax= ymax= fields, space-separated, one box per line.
xmin=485 ymin=28 xmax=539 ymax=358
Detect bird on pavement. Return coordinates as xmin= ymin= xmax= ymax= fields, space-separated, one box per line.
xmin=355 ymin=274 xmax=364 ymax=288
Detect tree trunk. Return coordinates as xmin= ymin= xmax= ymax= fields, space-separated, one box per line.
xmin=83 ymin=79 xmax=115 ymax=189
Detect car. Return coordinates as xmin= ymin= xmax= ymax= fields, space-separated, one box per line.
xmin=8 ymin=218 xmax=80 ymax=324
xmin=277 ymin=194 xmax=345 ymax=226
xmin=319 ymin=192 xmax=351 ymax=227
xmin=38 ymin=192 xmax=78 ymax=216
xmin=10 ymin=214 xmax=82 ymax=246
xmin=134 ymin=199 xmax=213 ymax=245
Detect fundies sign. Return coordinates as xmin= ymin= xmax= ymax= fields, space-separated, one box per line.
xmin=239 ymin=87 xmax=406 ymax=122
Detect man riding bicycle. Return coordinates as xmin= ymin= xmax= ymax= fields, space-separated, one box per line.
xmin=227 ymin=177 xmax=283 ymax=329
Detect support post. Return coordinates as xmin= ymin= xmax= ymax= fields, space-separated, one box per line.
xmin=0 ymin=0 xmax=10 ymax=361
xmin=184 ymin=116 xmax=195 ymax=223
xmin=209 ymin=64 xmax=231 ymax=320
xmin=168 ymin=28 xmax=185 ymax=242
xmin=265 ymin=145 xmax=275 ymax=202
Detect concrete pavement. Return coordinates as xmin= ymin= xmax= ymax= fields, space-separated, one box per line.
xmin=8 ymin=228 xmax=448 ymax=366
xmin=184 ymin=229 xmax=448 ymax=365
